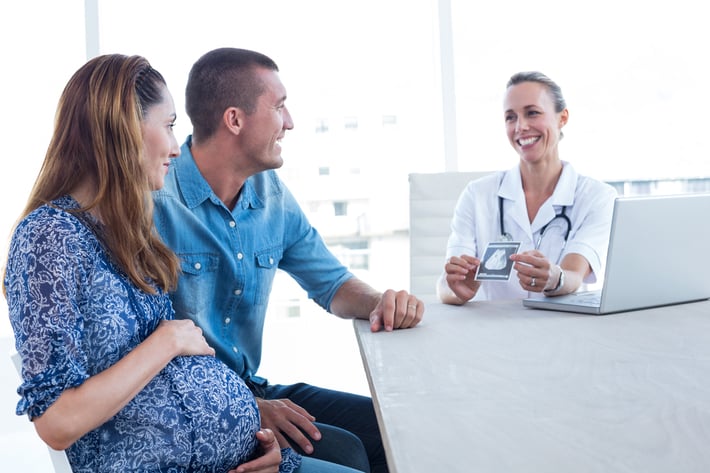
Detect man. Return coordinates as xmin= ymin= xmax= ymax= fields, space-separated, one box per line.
xmin=153 ymin=47 xmax=424 ymax=473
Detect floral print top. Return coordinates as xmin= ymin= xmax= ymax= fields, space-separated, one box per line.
xmin=4 ymin=196 xmax=300 ymax=473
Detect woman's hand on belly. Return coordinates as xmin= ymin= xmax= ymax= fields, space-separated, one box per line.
xmin=156 ymin=319 xmax=216 ymax=357
xmin=230 ymin=429 xmax=282 ymax=473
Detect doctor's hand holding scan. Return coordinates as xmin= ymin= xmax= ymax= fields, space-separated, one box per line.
xmin=438 ymin=71 xmax=617 ymax=305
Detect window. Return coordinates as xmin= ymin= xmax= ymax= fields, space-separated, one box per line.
xmin=382 ymin=115 xmax=397 ymax=127
xmin=4 ymin=1 xmax=708 ymax=308
xmin=1 ymin=0 xmax=88 ymax=325
xmin=333 ymin=201 xmax=348 ymax=216
xmin=330 ymin=240 xmax=370 ymax=271
xmin=449 ymin=0 xmax=710 ymax=181
xmin=3 ymin=0 xmax=708 ymax=440
xmin=315 ymin=119 xmax=329 ymax=134
xmin=344 ymin=116 xmax=358 ymax=130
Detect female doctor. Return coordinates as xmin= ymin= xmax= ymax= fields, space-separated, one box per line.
xmin=438 ymin=71 xmax=617 ymax=305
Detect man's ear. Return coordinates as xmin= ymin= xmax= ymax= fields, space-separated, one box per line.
xmin=224 ymin=107 xmax=244 ymax=135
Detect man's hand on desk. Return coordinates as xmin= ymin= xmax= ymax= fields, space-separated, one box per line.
xmin=255 ymin=397 xmax=321 ymax=454
xmin=369 ymin=289 xmax=424 ymax=332
xmin=330 ymin=278 xmax=424 ymax=331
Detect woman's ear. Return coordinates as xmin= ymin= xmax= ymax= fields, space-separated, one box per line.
xmin=558 ymin=108 xmax=569 ymax=129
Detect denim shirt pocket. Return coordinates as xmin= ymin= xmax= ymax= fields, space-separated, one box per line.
xmin=174 ymin=253 xmax=219 ymax=319
xmin=253 ymin=246 xmax=283 ymax=306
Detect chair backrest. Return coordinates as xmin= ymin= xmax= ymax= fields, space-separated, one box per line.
xmin=408 ymin=171 xmax=489 ymax=300
xmin=11 ymin=352 xmax=74 ymax=473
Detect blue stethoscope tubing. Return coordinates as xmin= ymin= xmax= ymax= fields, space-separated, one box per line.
xmin=498 ymin=196 xmax=571 ymax=247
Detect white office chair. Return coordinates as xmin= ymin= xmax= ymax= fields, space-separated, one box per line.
xmin=10 ymin=352 xmax=73 ymax=473
xmin=408 ymin=171 xmax=489 ymax=300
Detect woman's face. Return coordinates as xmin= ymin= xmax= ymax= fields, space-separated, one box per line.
xmin=503 ymin=81 xmax=568 ymax=164
xmin=141 ymin=86 xmax=179 ymax=190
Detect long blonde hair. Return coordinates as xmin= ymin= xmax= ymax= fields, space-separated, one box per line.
xmin=14 ymin=54 xmax=178 ymax=293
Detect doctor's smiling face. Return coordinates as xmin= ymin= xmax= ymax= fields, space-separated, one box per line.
xmin=504 ymin=78 xmax=568 ymax=165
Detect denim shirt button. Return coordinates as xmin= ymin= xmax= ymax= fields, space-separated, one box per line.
xmin=269 ymin=257 xmax=274 ymax=265
xmin=193 ymin=262 xmax=202 ymax=270
xmin=232 ymin=346 xmax=239 ymax=353
xmin=229 ymin=221 xmax=236 ymax=228
xmin=224 ymin=317 xmax=231 ymax=324
xmin=237 ymin=253 xmax=244 ymax=260
xmin=234 ymin=289 xmax=242 ymax=295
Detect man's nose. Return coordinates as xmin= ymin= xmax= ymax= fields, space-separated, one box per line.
xmin=283 ymin=106 xmax=294 ymax=130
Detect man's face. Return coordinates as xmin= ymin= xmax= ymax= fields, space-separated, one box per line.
xmin=238 ymin=67 xmax=294 ymax=171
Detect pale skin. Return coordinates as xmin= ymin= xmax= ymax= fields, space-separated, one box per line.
xmin=35 ymin=87 xmax=281 ymax=472
xmin=441 ymin=80 xmax=592 ymax=305
xmin=191 ymin=65 xmax=424 ymax=453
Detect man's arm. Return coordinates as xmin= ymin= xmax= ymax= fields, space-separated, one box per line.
xmin=257 ymin=278 xmax=424 ymax=453
xmin=329 ymin=277 xmax=424 ymax=332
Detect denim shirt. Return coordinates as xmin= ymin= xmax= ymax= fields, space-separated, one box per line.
xmin=153 ymin=137 xmax=353 ymax=386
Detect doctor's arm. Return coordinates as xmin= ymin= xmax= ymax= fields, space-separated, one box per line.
xmin=510 ymin=251 xmax=590 ymax=295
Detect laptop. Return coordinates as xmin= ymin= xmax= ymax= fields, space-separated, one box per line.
xmin=523 ymin=193 xmax=710 ymax=315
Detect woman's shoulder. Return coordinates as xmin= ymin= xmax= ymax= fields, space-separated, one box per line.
xmin=574 ymin=172 xmax=617 ymax=199
xmin=467 ymin=171 xmax=508 ymax=188
xmin=462 ymin=170 xmax=506 ymax=196
xmin=12 ymin=197 xmax=95 ymax=254
xmin=562 ymin=162 xmax=617 ymax=199
xmin=17 ymin=199 xmax=72 ymax=231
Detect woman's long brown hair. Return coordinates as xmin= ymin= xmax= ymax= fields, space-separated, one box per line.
xmin=11 ymin=54 xmax=178 ymax=294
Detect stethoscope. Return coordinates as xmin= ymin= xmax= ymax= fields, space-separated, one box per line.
xmin=498 ymin=196 xmax=571 ymax=248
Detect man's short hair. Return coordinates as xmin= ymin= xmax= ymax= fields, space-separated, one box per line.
xmin=186 ymin=47 xmax=279 ymax=141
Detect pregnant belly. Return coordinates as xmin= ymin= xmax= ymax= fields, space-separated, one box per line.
xmin=172 ymin=355 xmax=261 ymax=470
xmin=69 ymin=355 xmax=261 ymax=473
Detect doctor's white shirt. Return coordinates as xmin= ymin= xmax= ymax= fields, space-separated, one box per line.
xmin=442 ymin=161 xmax=617 ymax=301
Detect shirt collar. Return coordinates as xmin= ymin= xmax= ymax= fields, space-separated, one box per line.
xmin=497 ymin=161 xmax=579 ymax=233
xmin=551 ymin=161 xmax=577 ymax=206
xmin=174 ymin=136 xmax=215 ymax=209
xmin=498 ymin=161 xmax=578 ymax=206
xmin=498 ymin=165 xmax=524 ymax=201
xmin=174 ymin=136 xmax=264 ymax=211
xmin=237 ymin=177 xmax=264 ymax=210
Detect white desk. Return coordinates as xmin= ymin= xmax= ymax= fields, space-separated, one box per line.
xmin=354 ymin=299 xmax=710 ymax=473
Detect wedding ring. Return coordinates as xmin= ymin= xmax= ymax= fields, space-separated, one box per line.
xmin=530 ymin=277 xmax=536 ymax=287
xmin=407 ymin=304 xmax=417 ymax=310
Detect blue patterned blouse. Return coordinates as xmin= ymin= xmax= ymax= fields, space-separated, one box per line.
xmin=4 ymin=196 xmax=301 ymax=473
